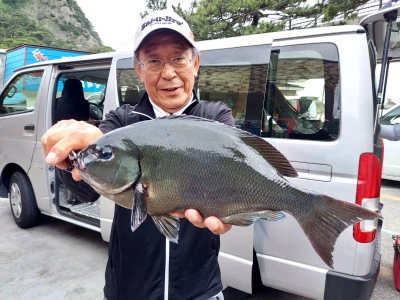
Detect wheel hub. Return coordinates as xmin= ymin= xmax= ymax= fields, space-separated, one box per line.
xmin=10 ymin=182 xmax=22 ymax=218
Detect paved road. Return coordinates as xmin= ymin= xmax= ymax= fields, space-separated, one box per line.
xmin=0 ymin=180 xmax=399 ymax=299
xmin=0 ymin=199 xmax=108 ymax=300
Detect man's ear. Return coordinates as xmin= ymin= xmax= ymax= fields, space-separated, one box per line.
xmin=193 ymin=55 xmax=200 ymax=78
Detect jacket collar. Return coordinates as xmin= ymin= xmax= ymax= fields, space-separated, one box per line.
xmin=132 ymin=90 xmax=200 ymax=119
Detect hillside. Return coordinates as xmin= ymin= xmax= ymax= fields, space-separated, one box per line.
xmin=0 ymin=0 xmax=112 ymax=53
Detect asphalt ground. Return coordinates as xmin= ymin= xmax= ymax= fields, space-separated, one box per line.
xmin=0 ymin=200 xmax=108 ymax=300
xmin=0 ymin=179 xmax=399 ymax=299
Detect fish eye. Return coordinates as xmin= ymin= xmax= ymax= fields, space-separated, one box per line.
xmin=99 ymin=147 xmax=113 ymax=160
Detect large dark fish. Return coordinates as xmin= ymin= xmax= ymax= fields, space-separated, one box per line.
xmin=73 ymin=115 xmax=382 ymax=268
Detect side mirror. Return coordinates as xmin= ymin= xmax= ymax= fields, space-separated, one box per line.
xmin=6 ymin=85 xmax=17 ymax=98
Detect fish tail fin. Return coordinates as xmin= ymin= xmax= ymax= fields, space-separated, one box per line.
xmin=295 ymin=195 xmax=382 ymax=268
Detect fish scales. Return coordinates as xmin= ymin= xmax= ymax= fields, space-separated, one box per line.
xmin=121 ymin=119 xmax=305 ymax=217
xmin=141 ymin=147 xmax=305 ymax=217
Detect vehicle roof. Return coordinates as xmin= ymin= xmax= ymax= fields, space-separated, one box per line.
xmin=359 ymin=3 xmax=400 ymax=25
xmin=13 ymin=50 xmax=132 ymax=72
xmin=196 ymin=25 xmax=363 ymax=51
xmin=14 ymin=23 xmax=364 ymax=74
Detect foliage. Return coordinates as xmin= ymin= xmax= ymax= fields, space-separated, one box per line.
xmin=0 ymin=0 xmax=108 ymax=53
xmin=87 ymin=45 xmax=114 ymax=53
xmin=66 ymin=0 xmax=102 ymax=44
xmin=0 ymin=7 xmax=57 ymax=48
xmin=322 ymin=0 xmax=371 ymax=20
xmin=141 ymin=0 xmax=167 ymax=18
xmin=154 ymin=0 xmax=373 ymax=40
xmin=2 ymin=0 xmax=28 ymax=8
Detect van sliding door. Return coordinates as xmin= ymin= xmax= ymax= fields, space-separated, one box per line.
xmin=197 ymin=44 xmax=271 ymax=293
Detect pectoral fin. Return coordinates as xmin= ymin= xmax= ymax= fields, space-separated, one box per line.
xmin=151 ymin=215 xmax=180 ymax=243
xmin=130 ymin=183 xmax=148 ymax=232
xmin=221 ymin=210 xmax=286 ymax=226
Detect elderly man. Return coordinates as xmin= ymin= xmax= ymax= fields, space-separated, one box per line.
xmin=42 ymin=9 xmax=233 ymax=300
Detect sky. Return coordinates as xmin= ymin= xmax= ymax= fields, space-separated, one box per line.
xmin=75 ymin=0 xmax=192 ymax=51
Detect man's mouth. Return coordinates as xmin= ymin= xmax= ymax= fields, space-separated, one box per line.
xmin=162 ymin=87 xmax=180 ymax=92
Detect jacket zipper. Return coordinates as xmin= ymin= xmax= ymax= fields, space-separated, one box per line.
xmin=164 ymin=238 xmax=170 ymax=300
xmin=131 ymin=111 xmax=154 ymax=120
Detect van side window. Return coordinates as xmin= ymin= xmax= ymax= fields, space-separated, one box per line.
xmin=198 ymin=45 xmax=270 ymax=135
xmin=263 ymin=44 xmax=340 ymax=141
xmin=116 ymin=58 xmax=145 ymax=106
xmin=53 ymin=70 xmax=109 ymax=124
xmin=0 ymin=71 xmax=44 ymax=116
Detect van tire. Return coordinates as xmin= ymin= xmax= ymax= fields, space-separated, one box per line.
xmin=9 ymin=171 xmax=40 ymax=228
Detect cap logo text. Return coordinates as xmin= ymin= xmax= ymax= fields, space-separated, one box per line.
xmin=141 ymin=15 xmax=183 ymax=31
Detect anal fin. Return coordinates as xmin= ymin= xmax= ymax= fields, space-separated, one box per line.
xmin=151 ymin=215 xmax=180 ymax=243
xmin=221 ymin=210 xmax=286 ymax=226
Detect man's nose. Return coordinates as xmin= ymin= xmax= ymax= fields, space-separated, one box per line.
xmin=160 ymin=62 xmax=176 ymax=78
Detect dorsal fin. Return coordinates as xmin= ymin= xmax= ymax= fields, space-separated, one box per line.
xmin=240 ymin=135 xmax=298 ymax=177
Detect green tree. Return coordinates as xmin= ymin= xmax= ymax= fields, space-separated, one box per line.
xmin=143 ymin=0 xmax=375 ymax=40
xmin=176 ymin=0 xmax=309 ymax=40
xmin=141 ymin=0 xmax=168 ymax=18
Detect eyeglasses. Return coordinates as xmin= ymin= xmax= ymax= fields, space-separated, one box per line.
xmin=135 ymin=56 xmax=196 ymax=73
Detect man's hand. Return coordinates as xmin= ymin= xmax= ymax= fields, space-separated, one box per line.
xmin=172 ymin=209 xmax=232 ymax=235
xmin=41 ymin=120 xmax=103 ymax=180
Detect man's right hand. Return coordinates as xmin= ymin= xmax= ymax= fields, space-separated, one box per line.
xmin=41 ymin=120 xmax=103 ymax=181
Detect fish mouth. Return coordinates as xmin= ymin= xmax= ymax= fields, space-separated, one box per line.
xmin=74 ymin=151 xmax=86 ymax=170
xmin=74 ymin=151 xmax=137 ymax=196
xmin=93 ymin=177 xmax=136 ymax=196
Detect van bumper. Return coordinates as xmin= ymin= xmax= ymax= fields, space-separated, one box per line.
xmin=324 ymin=253 xmax=381 ymax=300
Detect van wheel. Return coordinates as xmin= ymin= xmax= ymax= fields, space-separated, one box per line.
xmin=9 ymin=171 xmax=40 ymax=228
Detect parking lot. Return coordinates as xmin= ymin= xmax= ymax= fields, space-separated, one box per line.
xmin=0 ymin=180 xmax=399 ymax=300
xmin=0 ymin=198 xmax=108 ymax=300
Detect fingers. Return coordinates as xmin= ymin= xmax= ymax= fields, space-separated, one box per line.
xmin=170 ymin=211 xmax=185 ymax=218
xmin=41 ymin=120 xmax=76 ymax=156
xmin=204 ymin=217 xmax=232 ymax=235
xmin=44 ymin=130 xmax=88 ymax=165
xmin=71 ymin=168 xmax=83 ymax=181
xmin=185 ymin=209 xmax=206 ymax=228
xmin=184 ymin=209 xmax=232 ymax=234
xmin=41 ymin=120 xmax=103 ymax=167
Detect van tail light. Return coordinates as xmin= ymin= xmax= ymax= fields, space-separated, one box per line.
xmin=381 ymin=138 xmax=385 ymax=170
xmin=353 ymin=153 xmax=382 ymax=243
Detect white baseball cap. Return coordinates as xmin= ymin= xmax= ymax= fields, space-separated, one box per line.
xmin=134 ymin=10 xmax=197 ymax=52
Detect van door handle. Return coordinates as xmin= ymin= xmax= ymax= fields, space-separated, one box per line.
xmin=24 ymin=124 xmax=35 ymax=131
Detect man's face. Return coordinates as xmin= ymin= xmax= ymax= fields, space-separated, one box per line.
xmin=134 ymin=31 xmax=200 ymax=114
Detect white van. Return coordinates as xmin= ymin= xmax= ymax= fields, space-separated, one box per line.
xmin=0 ymin=5 xmax=397 ymax=300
